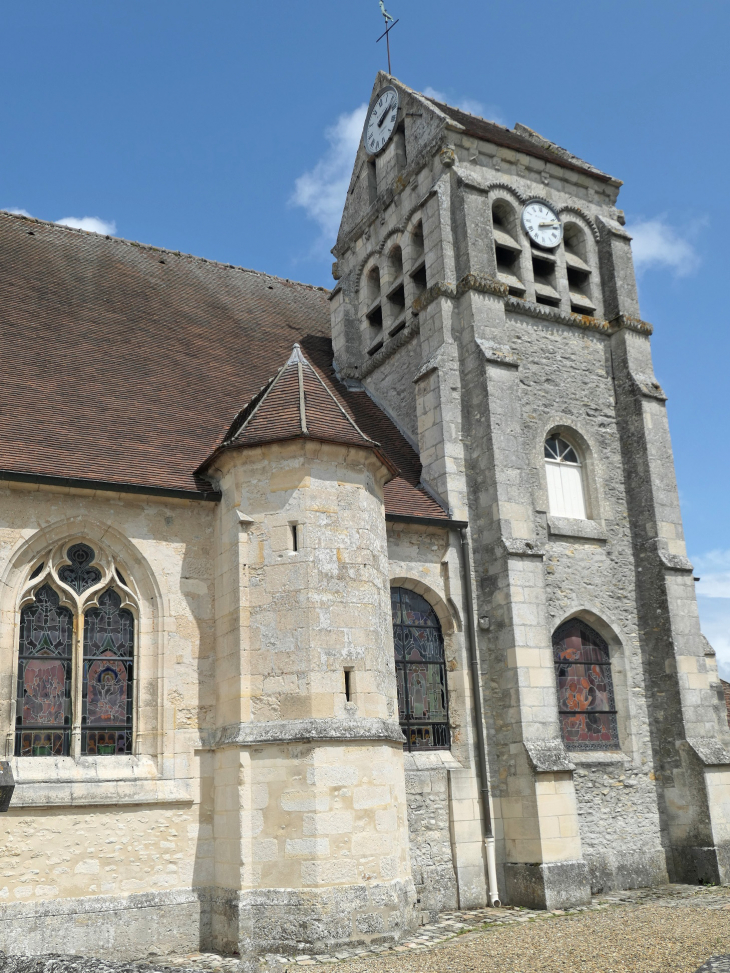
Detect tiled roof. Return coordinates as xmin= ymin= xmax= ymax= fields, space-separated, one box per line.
xmin=722 ymin=680 xmax=730 ymax=729
xmin=204 ymin=343 xmax=397 ymax=474
xmin=424 ymin=97 xmax=614 ymax=183
xmin=0 ymin=211 xmax=447 ymax=522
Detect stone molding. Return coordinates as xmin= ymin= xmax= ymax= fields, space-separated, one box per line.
xmin=359 ymin=315 xmax=420 ymax=380
xmin=556 ymin=204 xmax=601 ymax=242
xmin=502 ymin=538 xmax=545 ymax=559
xmin=209 ymin=718 xmax=406 ymax=749
xmin=629 ymin=371 xmax=668 ymax=401
xmin=547 ymin=516 xmax=607 ymax=541
xmin=475 ymin=337 xmax=519 ymax=369
xmin=524 ymin=739 xmax=576 ymax=773
xmin=11 ymin=775 xmax=193 ymax=808
xmin=685 ymin=737 xmax=730 ymax=767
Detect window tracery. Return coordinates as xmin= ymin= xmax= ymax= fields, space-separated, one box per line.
xmin=391 ymin=586 xmax=450 ymax=751
xmin=16 ymin=542 xmax=137 ymax=758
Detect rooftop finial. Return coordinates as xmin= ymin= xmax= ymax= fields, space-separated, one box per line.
xmin=376 ymin=2 xmax=399 ymax=75
xmin=287 ymin=342 xmax=307 ymax=365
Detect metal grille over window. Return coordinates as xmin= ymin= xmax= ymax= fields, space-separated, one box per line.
xmin=553 ymin=620 xmax=619 ymax=750
xmin=59 ymin=543 xmax=102 ymax=594
xmin=82 ymin=589 xmax=134 ymax=755
xmin=545 ymin=435 xmax=587 ymax=519
xmin=391 ymin=586 xmax=450 ymax=751
xmin=16 ymin=585 xmax=73 ymax=757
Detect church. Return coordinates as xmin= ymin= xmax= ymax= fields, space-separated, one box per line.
xmin=1 ymin=73 xmax=729 ymax=961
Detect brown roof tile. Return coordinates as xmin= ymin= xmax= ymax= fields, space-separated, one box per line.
xmin=0 ymin=211 xmax=447 ymax=522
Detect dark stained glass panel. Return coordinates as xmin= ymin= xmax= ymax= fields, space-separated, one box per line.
xmin=391 ymin=587 xmax=450 ymax=751
xmin=82 ymin=589 xmax=134 ymax=755
xmin=553 ymin=620 xmax=619 ymax=750
xmin=59 ymin=543 xmax=101 ymax=594
xmin=16 ymin=585 xmax=72 ymax=756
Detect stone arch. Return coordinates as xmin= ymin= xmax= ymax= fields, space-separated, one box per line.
xmin=389 ymin=575 xmax=456 ymax=636
xmin=0 ymin=517 xmax=167 ymax=760
xmin=535 ymin=419 xmax=604 ymax=522
xmin=557 ymin=205 xmax=600 ymax=242
xmin=550 ymin=607 xmax=633 ymax=753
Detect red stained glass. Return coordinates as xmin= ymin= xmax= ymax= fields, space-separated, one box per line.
xmin=16 ymin=585 xmax=72 ymax=756
xmin=82 ymin=589 xmax=134 ymax=755
xmin=553 ymin=620 xmax=619 ymax=751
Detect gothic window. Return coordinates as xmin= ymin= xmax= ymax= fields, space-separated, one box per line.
xmin=391 ymin=586 xmax=450 ymax=751
xmin=553 ymin=619 xmax=619 ymax=750
xmin=82 ymin=590 xmax=134 ymax=756
xmin=16 ymin=543 xmax=136 ymax=758
xmin=545 ymin=434 xmax=587 ymax=519
xmin=16 ymin=585 xmax=73 ymax=757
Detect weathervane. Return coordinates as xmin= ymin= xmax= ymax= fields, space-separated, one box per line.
xmin=376 ymin=1 xmax=399 ymax=75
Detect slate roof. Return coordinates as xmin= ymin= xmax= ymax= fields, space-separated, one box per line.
xmin=0 ymin=210 xmax=447 ymax=522
xmin=424 ymin=96 xmax=614 ymax=183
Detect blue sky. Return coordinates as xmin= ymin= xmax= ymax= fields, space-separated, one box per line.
xmin=1 ymin=1 xmax=728 ymax=675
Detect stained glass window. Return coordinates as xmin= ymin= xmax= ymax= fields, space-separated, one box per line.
xmin=82 ymin=589 xmax=134 ymax=755
xmin=391 ymin=587 xmax=450 ymax=751
xmin=553 ymin=620 xmax=619 ymax=750
xmin=16 ymin=585 xmax=73 ymax=757
xmin=59 ymin=543 xmax=101 ymax=594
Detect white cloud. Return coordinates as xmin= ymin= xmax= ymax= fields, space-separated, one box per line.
xmin=5 ymin=207 xmax=32 ymax=217
xmin=693 ymin=550 xmax=730 ymax=600
xmin=290 ymin=104 xmax=368 ymax=242
xmin=56 ymin=216 xmax=116 ymax=236
xmin=693 ymin=550 xmax=730 ymax=681
xmin=628 ymin=217 xmax=700 ymax=277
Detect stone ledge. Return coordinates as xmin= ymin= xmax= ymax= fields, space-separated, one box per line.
xmin=547 ymin=516 xmax=607 ymax=542
xmin=11 ymin=776 xmax=194 ymax=808
xmin=685 ymin=738 xmax=730 ymax=767
xmin=524 ymin=739 xmax=575 ymax=773
xmin=210 ymin=718 xmax=406 ymax=749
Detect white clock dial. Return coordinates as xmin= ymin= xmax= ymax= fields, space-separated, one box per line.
xmin=522 ymin=200 xmax=563 ymax=249
xmin=364 ymin=86 xmax=400 ymax=156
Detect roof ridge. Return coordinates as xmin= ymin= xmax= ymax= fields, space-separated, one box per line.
xmin=423 ymin=95 xmax=508 ymax=132
xmin=299 ymin=348 xmax=378 ymax=447
xmin=0 ymin=209 xmax=329 ymax=293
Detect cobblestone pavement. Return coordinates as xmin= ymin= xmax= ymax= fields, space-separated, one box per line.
xmin=151 ymin=883 xmax=730 ymax=972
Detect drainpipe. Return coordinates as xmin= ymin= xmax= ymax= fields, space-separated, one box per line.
xmin=458 ymin=527 xmax=501 ymax=907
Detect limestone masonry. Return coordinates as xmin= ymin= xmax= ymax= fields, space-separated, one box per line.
xmin=0 ymin=73 xmax=728 ymax=963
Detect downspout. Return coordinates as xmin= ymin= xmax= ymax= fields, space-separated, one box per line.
xmin=459 ymin=527 xmax=501 ymax=907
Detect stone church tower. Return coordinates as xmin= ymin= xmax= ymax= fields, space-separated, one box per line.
xmin=0 ymin=72 xmax=727 ymax=962
xmin=330 ymin=73 xmax=730 ymax=908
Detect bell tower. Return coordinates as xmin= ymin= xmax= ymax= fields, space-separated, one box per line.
xmin=331 ymin=73 xmax=730 ymax=907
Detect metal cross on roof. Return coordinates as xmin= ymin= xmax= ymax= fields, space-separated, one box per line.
xmin=376 ymin=1 xmax=399 ymax=75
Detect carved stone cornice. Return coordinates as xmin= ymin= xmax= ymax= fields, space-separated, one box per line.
xmin=212 ymin=717 xmax=406 ymax=749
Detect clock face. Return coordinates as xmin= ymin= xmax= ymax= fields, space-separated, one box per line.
xmin=522 ymin=200 xmax=563 ymax=248
xmin=364 ymin=86 xmax=400 ymax=156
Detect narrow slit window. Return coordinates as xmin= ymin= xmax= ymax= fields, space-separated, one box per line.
xmin=290 ymin=524 xmax=298 ymax=552
xmin=344 ymin=669 xmax=352 ymax=702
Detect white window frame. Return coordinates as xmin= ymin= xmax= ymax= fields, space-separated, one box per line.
xmin=545 ymin=436 xmax=587 ymax=520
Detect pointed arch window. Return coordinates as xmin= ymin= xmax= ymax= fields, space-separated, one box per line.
xmin=391 ymin=587 xmax=450 ymax=751
xmin=545 ymin=435 xmax=587 ymax=519
xmin=16 ymin=543 xmax=136 ymax=758
xmin=553 ymin=619 xmax=619 ymax=750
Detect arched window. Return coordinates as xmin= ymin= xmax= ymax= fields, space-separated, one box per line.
xmin=545 ymin=434 xmax=587 ymax=519
xmin=391 ymin=587 xmax=449 ymax=751
xmin=553 ymin=619 xmax=619 ymax=750
xmin=17 ymin=585 xmax=73 ymax=757
xmin=16 ymin=542 xmax=136 ymax=758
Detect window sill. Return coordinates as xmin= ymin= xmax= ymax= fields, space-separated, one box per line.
xmin=547 ymin=515 xmax=607 ymax=542
xmin=9 ymin=755 xmax=193 ymax=808
xmin=404 ymin=750 xmax=463 ymax=771
xmin=568 ymin=750 xmax=628 ymax=767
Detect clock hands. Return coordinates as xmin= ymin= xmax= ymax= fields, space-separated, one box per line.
xmin=377 ymin=97 xmax=394 ymax=128
xmin=539 ymin=221 xmax=561 ymax=227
